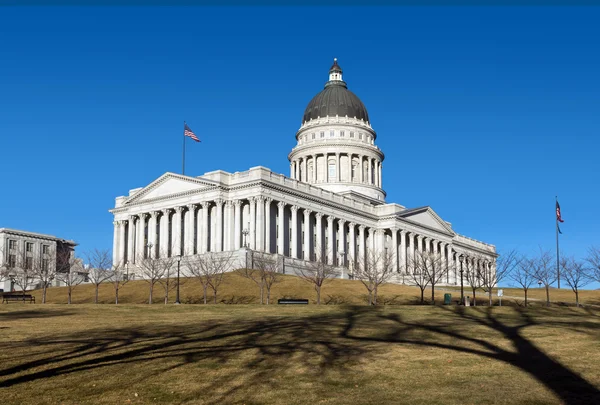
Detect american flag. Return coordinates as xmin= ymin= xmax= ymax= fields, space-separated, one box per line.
xmin=184 ymin=123 xmax=200 ymax=142
xmin=556 ymin=200 xmax=564 ymax=223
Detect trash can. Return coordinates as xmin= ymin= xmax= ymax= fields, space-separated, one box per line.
xmin=444 ymin=293 xmax=452 ymax=305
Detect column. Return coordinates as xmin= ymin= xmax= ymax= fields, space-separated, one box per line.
xmin=264 ymin=198 xmax=272 ymax=253
xmin=112 ymin=221 xmax=120 ymax=266
xmin=446 ymin=245 xmax=454 ymax=284
xmin=160 ymin=209 xmax=170 ymax=256
xmin=277 ymin=201 xmax=285 ymax=255
xmin=378 ymin=161 xmax=382 ymax=188
xmin=249 ymin=197 xmax=256 ymax=250
xmin=368 ymin=157 xmax=373 ymax=184
xmin=215 ymin=199 xmax=224 ymax=252
xmin=195 ymin=206 xmax=202 ymax=254
xmin=391 ymin=228 xmax=398 ymax=273
xmin=148 ymin=211 xmax=158 ymax=258
xmin=290 ymin=162 xmax=294 ymax=178
xmin=136 ymin=214 xmax=146 ymax=261
xmin=200 ymin=202 xmax=209 ymax=253
xmin=295 ymin=160 xmax=300 ymax=180
xmin=302 ymin=157 xmax=307 ymax=182
xmin=338 ymin=219 xmax=346 ymax=266
xmin=408 ymin=233 xmax=415 ymax=272
xmin=186 ymin=204 xmax=196 ymax=255
xmin=256 ymin=196 xmax=265 ymax=251
xmin=359 ymin=156 xmax=364 ymax=183
xmin=358 ymin=225 xmax=366 ymax=261
xmin=173 ymin=207 xmax=183 ymax=256
xmin=348 ymin=223 xmax=356 ymax=264
xmin=398 ymin=230 xmax=406 ymax=273
xmin=327 ymin=216 xmax=335 ymax=264
xmin=347 ymin=153 xmax=352 ymax=182
xmin=290 ymin=205 xmax=299 ymax=259
xmin=312 ymin=155 xmax=317 ymax=183
xmin=224 ymin=201 xmax=233 ymax=251
xmin=127 ymin=216 xmax=135 ymax=264
xmin=303 ymin=209 xmax=312 ymax=260
xmin=315 ymin=213 xmax=323 ymax=261
xmin=336 ymin=153 xmax=341 ymax=182
xmin=376 ymin=229 xmax=385 ymax=255
xmin=233 ymin=200 xmax=242 ymax=250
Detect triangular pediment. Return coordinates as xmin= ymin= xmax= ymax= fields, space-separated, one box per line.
xmin=399 ymin=207 xmax=454 ymax=235
xmin=124 ymin=173 xmax=218 ymax=204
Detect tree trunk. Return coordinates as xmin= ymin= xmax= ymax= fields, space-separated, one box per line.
xmin=545 ymin=285 xmax=550 ymax=307
xmin=575 ymin=290 xmax=579 ymax=307
xmin=203 ymin=285 xmax=207 ymax=304
xmin=95 ymin=285 xmax=99 ymax=304
xmin=42 ymin=285 xmax=47 ymax=304
xmin=115 ymin=287 xmax=119 ymax=305
xmin=260 ymin=283 xmax=264 ymax=305
xmin=149 ymin=284 xmax=153 ymax=304
xmin=524 ymin=288 xmax=528 ymax=307
xmin=68 ymin=287 xmax=72 ymax=305
xmin=489 ymin=289 xmax=493 ymax=306
xmin=420 ymin=288 xmax=425 ymax=304
xmin=266 ymin=288 xmax=270 ymax=305
xmin=213 ymin=289 xmax=217 ymax=304
xmin=316 ymin=285 xmax=321 ymax=305
xmin=374 ymin=284 xmax=378 ymax=306
xmin=431 ymin=284 xmax=435 ymax=304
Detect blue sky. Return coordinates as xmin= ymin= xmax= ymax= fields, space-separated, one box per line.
xmin=1 ymin=6 xmax=599 ymax=286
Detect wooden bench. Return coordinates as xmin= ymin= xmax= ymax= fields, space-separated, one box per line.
xmin=2 ymin=294 xmax=35 ymax=304
xmin=278 ymin=298 xmax=309 ymax=305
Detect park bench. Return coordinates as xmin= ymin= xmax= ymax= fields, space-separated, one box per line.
xmin=277 ymin=298 xmax=309 ymax=305
xmin=2 ymin=294 xmax=35 ymax=304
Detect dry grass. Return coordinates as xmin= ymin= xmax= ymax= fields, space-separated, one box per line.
xmin=25 ymin=272 xmax=600 ymax=307
xmin=0 ymin=305 xmax=598 ymax=405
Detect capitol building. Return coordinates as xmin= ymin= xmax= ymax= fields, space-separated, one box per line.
xmin=110 ymin=59 xmax=497 ymax=284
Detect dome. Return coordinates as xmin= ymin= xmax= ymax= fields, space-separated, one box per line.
xmin=302 ymin=59 xmax=369 ymax=125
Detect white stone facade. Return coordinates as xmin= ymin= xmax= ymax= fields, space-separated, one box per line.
xmin=109 ymin=60 xmax=497 ymax=284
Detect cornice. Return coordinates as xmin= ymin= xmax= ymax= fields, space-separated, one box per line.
xmin=288 ymin=142 xmax=384 ymax=161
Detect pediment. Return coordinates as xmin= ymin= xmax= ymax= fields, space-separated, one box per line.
xmin=124 ymin=173 xmax=218 ymax=205
xmin=399 ymin=207 xmax=454 ymax=235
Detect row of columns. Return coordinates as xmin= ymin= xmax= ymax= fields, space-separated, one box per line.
xmin=290 ymin=153 xmax=382 ymax=188
xmin=113 ymin=197 xmax=490 ymax=286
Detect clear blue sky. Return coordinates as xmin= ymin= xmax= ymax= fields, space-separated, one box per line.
xmin=1 ymin=6 xmax=599 ymax=285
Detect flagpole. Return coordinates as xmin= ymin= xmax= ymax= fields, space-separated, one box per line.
xmin=556 ymin=195 xmax=560 ymax=289
xmin=182 ymin=121 xmax=186 ymax=175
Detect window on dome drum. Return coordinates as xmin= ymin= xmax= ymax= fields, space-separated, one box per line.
xmin=350 ymin=131 xmax=354 ymax=138
xmin=351 ymin=163 xmax=357 ymax=182
xmin=341 ymin=131 xmax=345 ymax=137
xmin=330 ymin=130 xmax=334 ymax=137
xmin=328 ymin=162 xmax=336 ymax=181
xmin=359 ymin=133 xmax=363 ymax=140
xmin=320 ymin=131 xmax=324 ymax=138
xmin=312 ymin=133 xmax=315 ymax=139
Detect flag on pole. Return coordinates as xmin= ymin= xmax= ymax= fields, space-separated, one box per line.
xmin=184 ymin=123 xmax=200 ymax=142
xmin=556 ymin=200 xmax=565 ymax=223
xmin=557 ymin=222 xmax=562 ymax=234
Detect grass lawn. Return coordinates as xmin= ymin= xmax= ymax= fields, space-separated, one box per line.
xmin=0 ymin=305 xmax=598 ymax=405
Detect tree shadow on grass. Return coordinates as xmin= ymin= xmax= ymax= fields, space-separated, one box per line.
xmin=0 ymin=309 xmax=76 ymax=321
xmin=0 ymin=307 xmax=598 ymax=404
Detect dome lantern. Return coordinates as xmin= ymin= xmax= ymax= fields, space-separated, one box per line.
xmin=329 ymin=58 xmax=343 ymax=82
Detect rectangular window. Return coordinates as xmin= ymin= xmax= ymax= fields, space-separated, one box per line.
xmin=42 ymin=245 xmax=49 ymax=254
xmin=340 ymin=131 xmax=345 ymax=137
xmin=328 ymin=163 xmax=336 ymax=180
xmin=330 ymin=130 xmax=334 ymax=137
xmin=359 ymin=133 xmax=363 ymax=140
xmin=25 ymin=257 xmax=33 ymax=270
xmin=312 ymin=133 xmax=315 ymax=139
xmin=9 ymin=240 xmax=16 ymax=250
xmin=350 ymin=131 xmax=354 ymax=138
xmin=26 ymin=242 xmax=33 ymax=252
xmin=320 ymin=131 xmax=324 ymax=138
xmin=8 ymin=254 xmax=16 ymax=268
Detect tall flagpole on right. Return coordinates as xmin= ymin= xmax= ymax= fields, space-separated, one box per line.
xmin=556 ymin=195 xmax=560 ymax=289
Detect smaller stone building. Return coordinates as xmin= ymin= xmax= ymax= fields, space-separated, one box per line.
xmin=0 ymin=228 xmax=78 ymax=292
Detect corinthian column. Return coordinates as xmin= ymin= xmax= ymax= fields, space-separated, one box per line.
xmin=256 ymin=196 xmax=265 ymax=251
xmin=303 ymin=209 xmax=312 ymax=260
xmin=127 ymin=216 xmax=135 ymax=264
xmin=302 ymin=158 xmax=307 ymax=182
xmin=186 ymin=204 xmax=196 ymax=255
xmin=200 ymin=202 xmax=209 ymax=253
xmin=315 ymin=213 xmax=323 ymax=261
xmin=172 ymin=207 xmax=183 ymax=257
xmin=378 ymin=162 xmax=382 ymax=188
xmin=338 ymin=219 xmax=346 ymax=266
xmin=112 ymin=221 xmax=120 ymax=266
xmin=224 ymin=201 xmax=233 ymax=251
xmin=160 ymin=209 xmax=170 ymax=256
xmin=264 ymin=198 xmax=272 ymax=253
xmin=277 ymin=201 xmax=285 ymax=255
xmin=358 ymin=225 xmax=366 ymax=261
xmin=136 ymin=214 xmax=146 ymax=262
xmin=398 ymin=230 xmax=406 ymax=273
xmin=148 ymin=211 xmax=159 ymax=258
xmin=348 ymin=222 xmax=356 ymax=264
xmin=391 ymin=228 xmax=398 ymax=273
xmin=336 ymin=153 xmax=341 ymax=182
xmin=215 ymin=199 xmax=224 ymax=252
xmin=234 ymin=200 xmax=242 ymax=250
xmin=290 ymin=205 xmax=299 ymax=259
xmin=249 ymin=197 xmax=256 ymax=250
xmin=327 ymin=215 xmax=335 ymax=264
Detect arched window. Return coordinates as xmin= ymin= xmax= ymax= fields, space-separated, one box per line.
xmin=328 ymin=161 xmax=336 ymax=181
xmin=308 ymin=162 xmax=314 ymax=182
xmin=351 ymin=162 xmax=358 ymax=182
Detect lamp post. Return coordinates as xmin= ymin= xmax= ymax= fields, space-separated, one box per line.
xmin=538 ymin=280 xmax=542 ymax=288
xmin=459 ymin=254 xmax=465 ymax=305
xmin=175 ymin=255 xmax=181 ymax=304
xmin=242 ymin=228 xmax=249 ymax=248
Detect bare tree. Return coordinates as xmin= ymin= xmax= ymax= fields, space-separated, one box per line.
xmin=158 ymin=257 xmax=186 ymax=304
xmin=85 ymin=249 xmax=113 ymax=304
xmin=560 ymin=257 xmax=592 ymax=307
xmin=111 ymin=262 xmax=130 ymax=305
xmin=405 ymin=251 xmax=431 ymax=304
xmin=186 ymin=252 xmax=235 ymax=304
xmin=510 ymin=256 xmax=536 ymax=306
xmin=136 ymin=250 xmax=175 ymax=304
xmin=56 ymin=256 xmax=86 ymax=304
xmin=33 ymin=245 xmax=58 ymax=304
xmin=353 ymin=249 xmax=395 ymax=305
xmin=481 ymin=249 xmax=520 ymax=306
xmin=585 ymin=246 xmax=600 ymax=283
xmin=297 ymin=248 xmax=337 ymax=305
xmin=464 ymin=256 xmax=484 ymax=306
xmin=5 ymin=244 xmax=37 ymax=295
xmin=531 ymin=248 xmax=556 ymax=307
xmin=238 ymin=252 xmax=282 ymax=304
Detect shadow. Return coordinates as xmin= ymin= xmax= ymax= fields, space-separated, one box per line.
xmin=0 ymin=306 xmax=598 ymax=404
xmin=0 ymin=309 xmax=75 ymax=321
